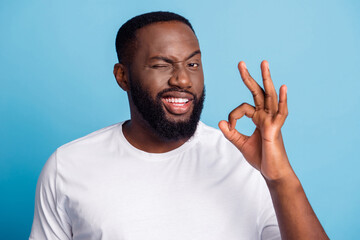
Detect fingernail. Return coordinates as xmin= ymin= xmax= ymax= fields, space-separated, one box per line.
xmin=243 ymin=62 xmax=247 ymax=69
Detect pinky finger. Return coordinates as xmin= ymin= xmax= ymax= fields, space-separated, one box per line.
xmin=276 ymin=85 xmax=288 ymax=123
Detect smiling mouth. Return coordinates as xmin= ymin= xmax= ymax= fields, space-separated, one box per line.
xmin=164 ymin=97 xmax=190 ymax=105
xmin=161 ymin=93 xmax=194 ymax=115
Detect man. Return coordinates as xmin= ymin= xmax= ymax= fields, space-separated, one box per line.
xmin=30 ymin=11 xmax=329 ymax=239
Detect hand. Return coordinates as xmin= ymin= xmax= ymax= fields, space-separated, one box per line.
xmin=219 ymin=60 xmax=293 ymax=181
xmin=219 ymin=60 xmax=329 ymax=239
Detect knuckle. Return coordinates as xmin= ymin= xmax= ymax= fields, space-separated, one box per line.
xmin=228 ymin=111 xmax=236 ymax=120
xmin=227 ymin=130 xmax=237 ymax=141
xmin=240 ymin=103 xmax=248 ymax=108
xmin=264 ymin=93 xmax=272 ymax=99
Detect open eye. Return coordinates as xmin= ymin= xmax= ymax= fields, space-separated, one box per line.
xmin=188 ymin=62 xmax=200 ymax=68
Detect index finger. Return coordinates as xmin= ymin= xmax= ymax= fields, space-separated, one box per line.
xmin=238 ymin=61 xmax=265 ymax=110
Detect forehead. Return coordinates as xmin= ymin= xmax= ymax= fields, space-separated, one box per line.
xmin=134 ymin=21 xmax=200 ymax=59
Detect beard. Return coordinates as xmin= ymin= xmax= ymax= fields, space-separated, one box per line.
xmin=129 ymin=80 xmax=205 ymax=141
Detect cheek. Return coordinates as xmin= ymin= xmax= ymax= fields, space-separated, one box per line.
xmin=143 ymin=69 xmax=173 ymax=87
xmin=190 ymin=72 xmax=204 ymax=91
xmin=133 ymin=72 xmax=168 ymax=97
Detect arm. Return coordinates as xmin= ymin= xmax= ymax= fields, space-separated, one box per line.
xmin=219 ymin=61 xmax=328 ymax=240
xmin=29 ymin=152 xmax=72 ymax=240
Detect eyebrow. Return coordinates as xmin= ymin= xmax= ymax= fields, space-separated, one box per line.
xmin=149 ymin=50 xmax=201 ymax=63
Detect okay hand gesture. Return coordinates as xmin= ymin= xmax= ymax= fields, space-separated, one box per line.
xmin=219 ymin=60 xmax=293 ymax=181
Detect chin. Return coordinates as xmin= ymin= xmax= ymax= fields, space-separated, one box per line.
xmin=165 ymin=113 xmax=193 ymax=123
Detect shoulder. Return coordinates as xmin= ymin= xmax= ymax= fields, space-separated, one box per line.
xmin=59 ymin=122 xmax=122 ymax=149
xmin=40 ymin=122 xmax=123 ymax=175
xmin=192 ymin=122 xmax=245 ymax=164
xmin=194 ymin=122 xmax=264 ymax=186
xmin=57 ymin=122 xmax=122 ymax=157
xmin=196 ymin=122 xmax=239 ymax=152
xmin=36 ymin=122 xmax=125 ymax=195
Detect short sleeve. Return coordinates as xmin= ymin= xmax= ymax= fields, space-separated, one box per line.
xmin=29 ymin=151 xmax=72 ymax=240
xmin=257 ymin=178 xmax=281 ymax=240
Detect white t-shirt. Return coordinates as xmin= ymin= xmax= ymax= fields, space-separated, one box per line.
xmin=30 ymin=121 xmax=280 ymax=240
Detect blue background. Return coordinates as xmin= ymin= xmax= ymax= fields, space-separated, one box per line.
xmin=1 ymin=0 xmax=359 ymax=239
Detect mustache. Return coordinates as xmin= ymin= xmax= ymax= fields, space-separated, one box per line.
xmin=157 ymin=88 xmax=196 ymax=99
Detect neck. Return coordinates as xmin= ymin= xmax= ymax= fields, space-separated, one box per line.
xmin=122 ymin=118 xmax=190 ymax=153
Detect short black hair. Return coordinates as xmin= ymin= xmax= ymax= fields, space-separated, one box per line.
xmin=115 ymin=11 xmax=195 ymax=65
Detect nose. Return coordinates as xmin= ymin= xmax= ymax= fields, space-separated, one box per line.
xmin=168 ymin=64 xmax=192 ymax=89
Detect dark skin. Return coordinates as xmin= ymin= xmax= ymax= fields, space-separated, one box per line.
xmin=219 ymin=61 xmax=329 ymax=239
xmin=114 ymin=21 xmax=329 ymax=239
xmin=114 ymin=21 xmax=204 ymax=153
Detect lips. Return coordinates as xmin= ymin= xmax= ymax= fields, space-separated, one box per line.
xmin=160 ymin=91 xmax=194 ymax=115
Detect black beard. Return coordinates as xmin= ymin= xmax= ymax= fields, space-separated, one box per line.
xmin=129 ymin=81 xmax=205 ymax=141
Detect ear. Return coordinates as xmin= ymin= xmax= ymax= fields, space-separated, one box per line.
xmin=113 ymin=63 xmax=130 ymax=91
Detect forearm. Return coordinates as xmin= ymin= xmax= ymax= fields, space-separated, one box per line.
xmin=219 ymin=60 xmax=329 ymax=239
xmin=266 ymin=173 xmax=329 ymax=240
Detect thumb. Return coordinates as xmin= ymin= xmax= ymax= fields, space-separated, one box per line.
xmin=218 ymin=120 xmax=248 ymax=152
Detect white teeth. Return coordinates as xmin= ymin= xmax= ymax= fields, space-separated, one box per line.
xmin=165 ymin=98 xmax=189 ymax=103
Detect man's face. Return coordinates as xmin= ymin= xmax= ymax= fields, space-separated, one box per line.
xmin=127 ymin=21 xmax=205 ymax=140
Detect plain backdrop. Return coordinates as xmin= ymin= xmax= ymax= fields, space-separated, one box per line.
xmin=1 ymin=0 xmax=359 ymax=239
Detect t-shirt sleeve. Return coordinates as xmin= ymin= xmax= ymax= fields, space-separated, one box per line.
xmin=258 ymin=178 xmax=281 ymax=240
xmin=29 ymin=151 xmax=72 ymax=240
xmin=260 ymin=211 xmax=281 ymax=240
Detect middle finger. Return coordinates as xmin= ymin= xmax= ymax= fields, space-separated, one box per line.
xmin=261 ymin=60 xmax=278 ymax=114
